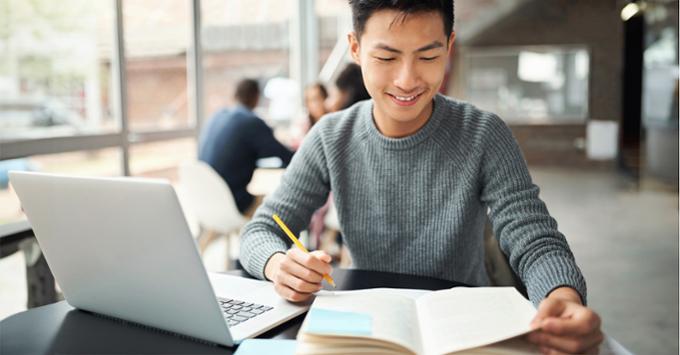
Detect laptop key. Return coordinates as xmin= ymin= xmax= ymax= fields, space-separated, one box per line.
xmin=241 ymin=307 xmax=252 ymax=312
xmin=232 ymin=315 xmax=247 ymax=322
xmin=227 ymin=309 xmax=239 ymax=314
xmin=237 ymin=311 xmax=255 ymax=318
xmin=231 ymin=305 xmax=243 ymax=310
xmin=251 ymin=309 xmax=264 ymax=315
xmin=228 ymin=300 xmax=244 ymax=305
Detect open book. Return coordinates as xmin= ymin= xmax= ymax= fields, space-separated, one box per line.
xmin=296 ymin=287 xmax=539 ymax=355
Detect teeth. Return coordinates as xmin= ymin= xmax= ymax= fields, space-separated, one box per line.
xmin=394 ymin=94 xmax=417 ymax=101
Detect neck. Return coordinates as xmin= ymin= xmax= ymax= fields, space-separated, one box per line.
xmin=372 ymin=99 xmax=434 ymax=138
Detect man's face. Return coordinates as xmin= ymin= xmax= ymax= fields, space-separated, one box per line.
xmin=349 ymin=10 xmax=454 ymax=136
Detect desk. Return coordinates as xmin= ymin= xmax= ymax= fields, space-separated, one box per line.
xmin=0 ymin=269 xmax=632 ymax=355
xmin=0 ymin=220 xmax=57 ymax=308
xmin=0 ymin=269 xmax=459 ymax=355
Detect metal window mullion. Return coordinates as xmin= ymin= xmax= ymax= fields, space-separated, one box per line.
xmin=113 ymin=0 xmax=130 ymax=176
xmin=0 ymin=134 xmax=124 ymax=160
xmin=188 ymin=0 xmax=204 ymax=151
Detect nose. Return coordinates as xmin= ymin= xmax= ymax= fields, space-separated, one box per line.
xmin=393 ymin=60 xmax=420 ymax=94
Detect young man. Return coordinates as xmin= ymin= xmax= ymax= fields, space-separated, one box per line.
xmin=199 ymin=78 xmax=293 ymax=216
xmin=240 ymin=1 xmax=603 ymax=353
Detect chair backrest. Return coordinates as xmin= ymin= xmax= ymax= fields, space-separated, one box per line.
xmin=324 ymin=201 xmax=341 ymax=232
xmin=178 ymin=161 xmax=246 ymax=234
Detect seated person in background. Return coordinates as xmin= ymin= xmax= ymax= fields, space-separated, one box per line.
xmin=240 ymin=1 xmax=603 ymax=354
xmin=199 ymin=78 xmax=293 ymax=217
xmin=326 ymin=63 xmax=371 ymax=111
xmin=290 ymin=83 xmax=329 ymax=151
xmin=305 ymin=82 xmax=329 ymax=128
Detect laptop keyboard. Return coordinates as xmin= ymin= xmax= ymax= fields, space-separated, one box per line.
xmin=217 ymin=297 xmax=273 ymax=327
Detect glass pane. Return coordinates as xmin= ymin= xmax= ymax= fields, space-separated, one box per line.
xmin=462 ymin=47 xmax=590 ymax=124
xmin=129 ymin=138 xmax=196 ymax=180
xmin=123 ymin=0 xmax=191 ymax=131
xmin=316 ymin=0 xmax=351 ymax=69
xmin=200 ymin=0 xmax=294 ymax=124
xmin=0 ymin=0 xmax=117 ymax=141
xmin=0 ymin=148 xmax=122 ymax=224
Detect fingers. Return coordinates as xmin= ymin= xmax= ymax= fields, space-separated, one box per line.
xmin=538 ymin=345 xmax=600 ymax=355
xmin=541 ymin=307 xmax=602 ymax=336
xmin=288 ymin=248 xmax=333 ymax=276
xmin=529 ymin=330 xmax=603 ymax=354
xmin=528 ymin=303 xmax=604 ymax=354
xmin=271 ymin=248 xmax=333 ymax=302
xmin=274 ymin=282 xmax=315 ymax=303
xmin=309 ymin=250 xmax=332 ymax=263
xmin=280 ymin=258 xmax=325 ymax=284
xmin=529 ymin=297 xmax=604 ymax=354
xmin=531 ymin=298 xmax=568 ymax=328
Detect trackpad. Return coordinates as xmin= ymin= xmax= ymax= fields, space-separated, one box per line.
xmin=208 ymin=272 xmax=272 ymax=299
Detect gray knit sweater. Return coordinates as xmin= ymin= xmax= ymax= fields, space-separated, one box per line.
xmin=239 ymin=94 xmax=587 ymax=305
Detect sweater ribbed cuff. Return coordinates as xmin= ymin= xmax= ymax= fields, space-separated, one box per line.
xmin=239 ymin=231 xmax=288 ymax=280
xmin=524 ymin=256 xmax=588 ymax=306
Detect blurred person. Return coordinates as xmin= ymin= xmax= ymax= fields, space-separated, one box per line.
xmin=326 ymin=63 xmax=371 ymax=111
xmin=289 ymin=83 xmax=330 ymax=151
xmin=199 ymin=78 xmax=293 ymax=217
xmin=305 ymin=82 xmax=329 ymax=127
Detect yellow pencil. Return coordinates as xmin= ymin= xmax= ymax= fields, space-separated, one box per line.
xmin=272 ymin=214 xmax=336 ymax=288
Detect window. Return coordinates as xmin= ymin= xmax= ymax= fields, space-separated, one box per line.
xmin=129 ymin=138 xmax=196 ymax=179
xmin=0 ymin=0 xmax=117 ymax=141
xmin=461 ymin=46 xmax=590 ymax=124
xmin=0 ymin=148 xmax=122 ymax=224
xmin=123 ymin=0 xmax=192 ymax=131
xmin=200 ymin=0 xmax=295 ymax=124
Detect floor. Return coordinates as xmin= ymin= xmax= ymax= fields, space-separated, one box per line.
xmin=529 ymin=167 xmax=678 ymax=355
xmin=0 ymin=166 xmax=677 ymax=354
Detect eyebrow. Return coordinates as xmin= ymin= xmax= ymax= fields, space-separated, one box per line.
xmin=373 ymin=41 xmax=445 ymax=54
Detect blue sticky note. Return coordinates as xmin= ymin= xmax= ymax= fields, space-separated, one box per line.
xmin=234 ymin=339 xmax=296 ymax=355
xmin=306 ymin=308 xmax=372 ymax=336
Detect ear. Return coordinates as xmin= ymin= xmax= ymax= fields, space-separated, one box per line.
xmin=348 ymin=32 xmax=361 ymax=64
xmin=446 ymin=32 xmax=456 ymax=55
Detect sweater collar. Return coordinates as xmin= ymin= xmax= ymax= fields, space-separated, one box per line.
xmin=361 ymin=94 xmax=446 ymax=150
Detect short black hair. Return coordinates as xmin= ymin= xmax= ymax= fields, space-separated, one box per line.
xmin=234 ymin=78 xmax=259 ymax=108
xmin=349 ymin=0 xmax=454 ymax=39
xmin=335 ymin=63 xmax=370 ymax=109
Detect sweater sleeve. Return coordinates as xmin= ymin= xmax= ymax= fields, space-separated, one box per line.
xmin=239 ymin=126 xmax=331 ymax=279
xmin=478 ymin=114 xmax=587 ymax=305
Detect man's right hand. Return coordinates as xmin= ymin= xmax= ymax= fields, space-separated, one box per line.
xmin=264 ymin=248 xmax=333 ymax=302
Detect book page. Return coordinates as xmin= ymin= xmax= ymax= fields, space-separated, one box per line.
xmin=415 ymin=287 xmax=537 ymax=355
xmin=303 ymin=288 xmax=427 ymax=354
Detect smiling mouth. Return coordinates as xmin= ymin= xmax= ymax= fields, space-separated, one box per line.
xmin=387 ymin=92 xmax=424 ymax=106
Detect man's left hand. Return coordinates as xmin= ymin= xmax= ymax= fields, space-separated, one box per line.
xmin=527 ymin=287 xmax=604 ymax=354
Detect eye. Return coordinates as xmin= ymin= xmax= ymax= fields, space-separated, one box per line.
xmin=420 ymin=56 xmax=439 ymax=61
xmin=375 ymin=57 xmax=395 ymax=62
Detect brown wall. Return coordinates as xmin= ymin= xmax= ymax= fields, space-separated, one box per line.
xmin=452 ymin=0 xmax=624 ymax=166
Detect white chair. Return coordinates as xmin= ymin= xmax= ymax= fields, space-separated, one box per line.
xmin=323 ymin=201 xmax=340 ymax=232
xmin=178 ymin=161 xmax=247 ymax=269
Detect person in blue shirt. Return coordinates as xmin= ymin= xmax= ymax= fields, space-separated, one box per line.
xmin=199 ymin=78 xmax=293 ymax=215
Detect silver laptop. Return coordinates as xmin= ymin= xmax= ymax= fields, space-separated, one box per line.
xmin=9 ymin=171 xmax=309 ymax=347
